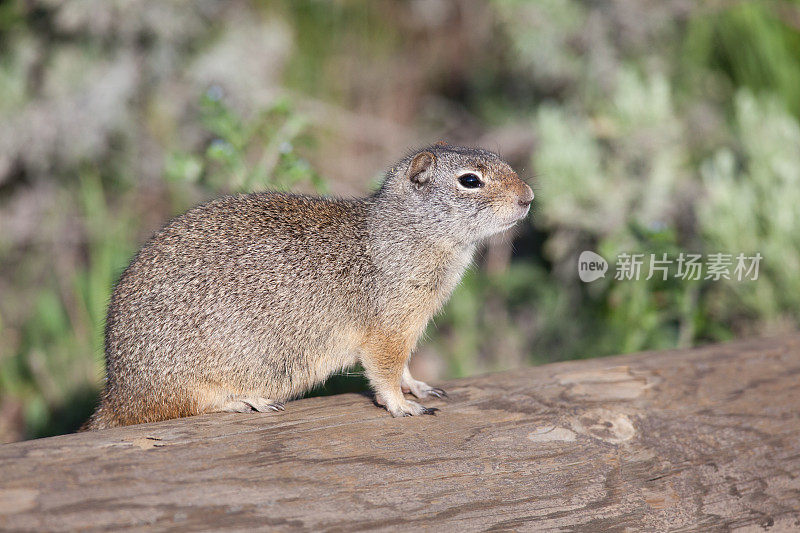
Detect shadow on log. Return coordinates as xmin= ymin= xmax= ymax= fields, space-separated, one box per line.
xmin=2 ymin=336 xmax=800 ymax=531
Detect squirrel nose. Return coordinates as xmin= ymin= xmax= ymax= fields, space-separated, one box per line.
xmin=518 ymin=185 xmax=534 ymax=207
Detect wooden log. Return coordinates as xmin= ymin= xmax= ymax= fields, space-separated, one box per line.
xmin=1 ymin=336 xmax=800 ymax=531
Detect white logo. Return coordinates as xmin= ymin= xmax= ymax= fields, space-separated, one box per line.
xmin=578 ymin=251 xmax=608 ymax=282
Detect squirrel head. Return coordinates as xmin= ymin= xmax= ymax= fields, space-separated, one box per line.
xmin=375 ymin=144 xmax=534 ymax=245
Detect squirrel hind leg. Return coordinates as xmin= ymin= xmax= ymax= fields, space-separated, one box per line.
xmin=217 ymin=397 xmax=285 ymax=413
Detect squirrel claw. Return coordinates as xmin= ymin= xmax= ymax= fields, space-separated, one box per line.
xmin=383 ymin=397 xmax=438 ymax=417
xmin=401 ymin=370 xmax=448 ymax=400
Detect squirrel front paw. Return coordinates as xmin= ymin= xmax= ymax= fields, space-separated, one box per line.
xmin=375 ymin=393 xmax=438 ymax=417
xmin=390 ymin=399 xmax=438 ymax=417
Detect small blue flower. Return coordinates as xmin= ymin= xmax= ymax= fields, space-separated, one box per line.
xmin=206 ymin=85 xmax=224 ymax=102
xmin=210 ymin=139 xmax=233 ymax=154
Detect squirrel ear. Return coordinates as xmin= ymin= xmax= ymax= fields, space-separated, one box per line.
xmin=406 ymin=151 xmax=436 ymax=189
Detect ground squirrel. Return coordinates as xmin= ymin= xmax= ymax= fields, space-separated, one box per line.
xmin=84 ymin=144 xmax=533 ymax=429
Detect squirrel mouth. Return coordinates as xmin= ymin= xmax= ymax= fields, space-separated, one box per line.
xmin=499 ymin=209 xmax=531 ymax=230
xmin=499 ymin=220 xmax=520 ymax=231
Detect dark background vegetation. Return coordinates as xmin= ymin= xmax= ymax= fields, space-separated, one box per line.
xmin=2 ymin=0 xmax=800 ymax=442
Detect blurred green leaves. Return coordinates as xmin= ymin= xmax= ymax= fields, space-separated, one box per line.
xmin=685 ymin=1 xmax=800 ymax=117
xmin=700 ymin=91 xmax=800 ymax=324
xmin=166 ymin=91 xmax=325 ymax=193
xmin=1 ymin=170 xmax=136 ymax=438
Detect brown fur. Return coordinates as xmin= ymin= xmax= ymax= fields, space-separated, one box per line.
xmin=84 ymin=145 xmax=533 ymax=429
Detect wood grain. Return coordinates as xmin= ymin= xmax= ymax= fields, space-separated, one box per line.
xmin=2 ymin=336 xmax=800 ymax=531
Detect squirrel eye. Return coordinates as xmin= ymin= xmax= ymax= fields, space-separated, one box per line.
xmin=458 ymin=173 xmax=483 ymax=189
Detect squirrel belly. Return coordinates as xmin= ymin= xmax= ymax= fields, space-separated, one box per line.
xmin=84 ymin=144 xmax=533 ymax=429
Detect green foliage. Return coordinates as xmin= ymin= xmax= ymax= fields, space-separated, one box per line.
xmin=524 ymin=68 xmax=800 ymax=356
xmin=278 ymin=0 xmax=400 ymax=98
xmin=166 ymin=92 xmax=326 ymax=194
xmin=684 ymin=1 xmax=800 ymax=117
xmin=525 ymin=68 xmax=697 ymax=356
xmin=699 ymin=91 xmax=800 ymax=326
xmin=1 ymin=172 xmax=136 ymax=438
